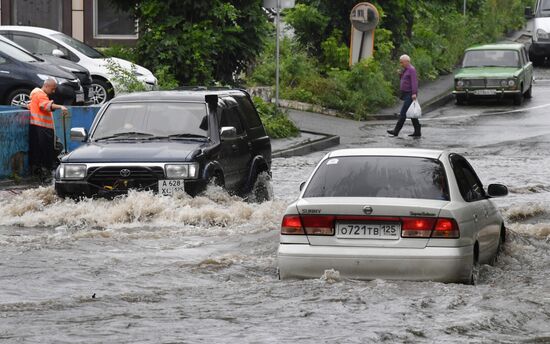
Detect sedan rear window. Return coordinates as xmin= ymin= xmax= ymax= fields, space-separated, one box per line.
xmin=303 ymin=156 xmax=449 ymax=200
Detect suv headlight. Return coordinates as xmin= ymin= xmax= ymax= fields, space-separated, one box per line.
xmin=537 ymin=29 xmax=549 ymax=40
xmin=508 ymin=79 xmax=516 ymax=87
xmin=59 ymin=164 xmax=87 ymax=180
xmin=456 ymin=79 xmax=464 ymax=88
xmin=165 ymin=163 xmax=199 ymax=179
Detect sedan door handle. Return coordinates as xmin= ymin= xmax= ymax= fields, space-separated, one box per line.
xmin=473 ymin=214 xmax=479 ymax=223
xmin=231 ymin=144 xmax=238 ymax=151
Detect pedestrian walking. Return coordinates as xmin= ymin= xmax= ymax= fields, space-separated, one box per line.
xmin=28 ymin=78 xmax=68 ymax=182
xmin=387 ymin=54 xmax=421 ymax=137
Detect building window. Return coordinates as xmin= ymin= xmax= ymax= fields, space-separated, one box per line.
xmin=93 ymin=0 xmax=137 ymax=39
xmin=11 ymin=0 xmax=63 ymax=31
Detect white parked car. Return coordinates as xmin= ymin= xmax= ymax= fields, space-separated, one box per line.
xmin=0 ymin=26 xmax=158 ymax=105
xmin=278 ymin=148 xmax=508 ymax=284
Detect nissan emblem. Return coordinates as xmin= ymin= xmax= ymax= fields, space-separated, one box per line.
xmin=362 ymin=206 xmax=373 ymax=215
xmin=120 ymin=168 xmax=131 ymax=177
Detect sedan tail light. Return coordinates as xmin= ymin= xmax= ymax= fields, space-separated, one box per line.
xmin=281 ymin=215 xmax=459 ymax=238
xmin=401 ymin=218 xmax=437 ymax=237
xmin=281 ymin=215 xmax=305 ymax=235
xmin=302 ymin=215 xmax=335 ymax=235
xmin=402 ymin=217 xmax=459 ymax=238
xmin=432 ymin=218 xmax=460 ymax=238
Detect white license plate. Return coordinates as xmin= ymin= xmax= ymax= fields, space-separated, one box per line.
xmin=76 ymin=93 xmax=85 ymax=103
xmin=336 ymin=222 xmax=400 ymax=240
xmin=158 ymin=179 xmax=185 ymax=195
xmin=473 ymin=89 xmax=497 ymax=95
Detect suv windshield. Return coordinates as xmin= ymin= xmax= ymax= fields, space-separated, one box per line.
xmin=462 ymin=50 xmax=519 ymax=68
xmin=51 ymin=33 xmax=104 ymax=58
xmin=304 ymin=156 xmax=449 ymax=200
xmin=92 ymin=102 xmax=208 ymax=140
xmin=538 ymin=0 xmax=550 ymax=16
xmin=0 ymin=40 xmax=38 ymax=63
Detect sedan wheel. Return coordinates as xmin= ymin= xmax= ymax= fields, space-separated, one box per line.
xmin=9 ymin=90 xmax=31 ymax=107
xmin=90 ymin=81 xmax=110 ymax=105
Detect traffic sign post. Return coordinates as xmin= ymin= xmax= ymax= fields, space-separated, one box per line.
xmin=349 ymin=2 xmax=379 ymax=66
xmin=263 ymin=0 xmax=295 ymax=108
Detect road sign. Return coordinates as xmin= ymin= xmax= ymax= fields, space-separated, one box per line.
xmin=349 ymin=2 xmax=379 ymax=65
xmin=263 ymin=0 xmax=295 ymax=9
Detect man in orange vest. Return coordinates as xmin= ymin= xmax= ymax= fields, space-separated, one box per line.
xmin=28 ymin=78 xmax=68 ymax=181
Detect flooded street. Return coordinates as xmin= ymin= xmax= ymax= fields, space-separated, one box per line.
xmin=2 ymin=74 xmax=550 ymax=343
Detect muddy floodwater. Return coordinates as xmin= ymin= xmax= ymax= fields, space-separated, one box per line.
xmin=2 ymin=82 xmax=550 ymax=343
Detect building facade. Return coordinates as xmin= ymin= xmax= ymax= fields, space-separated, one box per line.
xmin=0 ymin=0 xmax=137 ymax=46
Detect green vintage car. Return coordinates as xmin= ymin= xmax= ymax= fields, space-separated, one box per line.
xmin=453 ymin=43 xmax=534 ymax=105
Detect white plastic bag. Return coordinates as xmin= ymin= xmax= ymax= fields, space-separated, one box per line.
xmin=406 ymin=100 xmax=422 ymax=118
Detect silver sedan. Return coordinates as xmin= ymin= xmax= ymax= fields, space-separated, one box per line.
xmin=277 ymin=148 xmax=508 ymax=284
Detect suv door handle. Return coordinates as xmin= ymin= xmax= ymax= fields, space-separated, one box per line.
xmin=473 ymin=214 xmax=479 ymax=223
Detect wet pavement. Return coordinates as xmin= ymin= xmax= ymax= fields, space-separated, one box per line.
xmin=1 ymin=69 xmax=550 ymax=343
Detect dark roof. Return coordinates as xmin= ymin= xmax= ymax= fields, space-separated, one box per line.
xmin=110 ymin=89 xmax=249 ymax=103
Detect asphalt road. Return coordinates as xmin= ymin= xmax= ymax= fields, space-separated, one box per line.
xmin=0 ymin=69 xmax=549 ymax=343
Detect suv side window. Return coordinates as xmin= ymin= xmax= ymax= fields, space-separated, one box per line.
xmin=220 ymin=106 xmax=245 ymax=135
xmin=235 ymin=95 xmax=262 ymax=128
xmin=451 ymin=155 xmax=485 ymax=202
xmin=10 ymin=33 xmax=75 ymax=61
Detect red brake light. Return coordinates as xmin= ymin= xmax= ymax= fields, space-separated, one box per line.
xmin=302 ymin=215 xmax=335 ymax=235
xmin=281 ymin=215 xmax=304 ymax=235
xmin=401 ymin=217 xmax=436 ymax=237
xmin=432 ymin=218 xmax=460 ymax=238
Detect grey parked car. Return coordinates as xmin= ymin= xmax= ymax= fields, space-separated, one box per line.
xmin=278 ymin=148 xmax=508 ymax=284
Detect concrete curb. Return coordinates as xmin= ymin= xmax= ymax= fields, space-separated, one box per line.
xmin=272 ymin=130 xmax=340 ymax=158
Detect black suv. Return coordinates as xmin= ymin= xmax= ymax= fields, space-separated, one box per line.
xmin=55 ymin=89 xmax=272 ymax=200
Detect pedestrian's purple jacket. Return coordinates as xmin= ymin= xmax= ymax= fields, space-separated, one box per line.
xmin=400 ymin=65 xmax=418 ymax=95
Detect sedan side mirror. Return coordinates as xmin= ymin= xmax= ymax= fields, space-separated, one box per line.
xmin=220 ymin=126 xmax=237 ymax=140
xmin=52 ymin=49 xmax=66 ymax=58
xmin=487 ymin=184 xmax=508 ymax=197
xmin=299 ymin=181 xmax=306 ymax=191
xmin=70 ymin=127 xmax=88 ymax=142
xmin=525 ymin=6 xmax=533 ymax=19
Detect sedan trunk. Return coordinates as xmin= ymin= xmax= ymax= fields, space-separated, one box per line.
xmin=296 ymin=197 xmax=449 ymax=248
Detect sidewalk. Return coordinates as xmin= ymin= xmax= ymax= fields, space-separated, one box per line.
xmin=282 ymin=21 xmax=533 ymax=134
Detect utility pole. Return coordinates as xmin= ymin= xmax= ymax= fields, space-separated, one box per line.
xmin=463 ymin=0 xmax=466 ymax=15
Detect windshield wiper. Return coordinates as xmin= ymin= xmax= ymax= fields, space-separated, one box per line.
xmin=94 ymin=131 xmax=155 ymax=141
xmin=165 ymin=133 xmax=207 ymax=140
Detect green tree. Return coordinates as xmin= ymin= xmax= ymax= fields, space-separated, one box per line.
xmin=110 ymin=0 xmax=269 ymax=85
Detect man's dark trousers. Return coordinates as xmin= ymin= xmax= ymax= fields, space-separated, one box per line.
xmin=392 ymin=92 xmax=421 ymax=135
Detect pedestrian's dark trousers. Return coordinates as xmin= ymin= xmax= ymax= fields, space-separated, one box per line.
xmin=29 ymin=124 xmax=55 ymax=172
xmin=393 ymin=92 xmax=421 ymax=135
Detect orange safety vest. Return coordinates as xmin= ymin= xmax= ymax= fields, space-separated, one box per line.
xmin=29 ymin=88 xmax=54 ymax=129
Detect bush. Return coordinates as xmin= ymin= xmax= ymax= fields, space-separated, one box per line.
xmin=99 ymin=45 xmax=137 ymax=62
xmin=346 ymin=59 xmax=395 ymax=119
xmin=154 ymin=66 xmax=179 ymax=90
xmin=253 ymin=97 xmax=299 ymax=139
xmin=105 ymin=59 xmax=147 ymax=94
